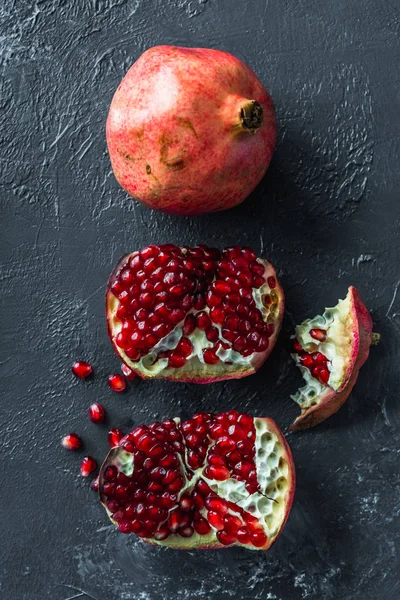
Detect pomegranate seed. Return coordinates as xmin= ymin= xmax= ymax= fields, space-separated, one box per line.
xmin=176 ymin=337 xmax=193 ymax=357
xmin=88 ymin=403 xmax=105 ymax=424
xmin=179 ymin=526 xmax=194 ymax=538
xmin=182 ymin=314 xmax=196 ymax=335
xmin=233 ymin=337 xmax=247 ymax=353
xmin=293 ymin=339 xmax=303 ymax=353
xmin=203 ymin=348 xmax=219 ymax=365
xmin=80 ymin=456 xmax=97 ymax=477
xmin=206 ymin=497 xmax=228 ymax=514
xmin=90 ymin=477 xmax=99 ymax=492
xmin=121 ymin=363 xmax=136 ymax=380
xmin=267 ymin=276 xmax=276 ymax=288
xmin=313 ymin=352 xmax=327 ymax=365
xmin=251 ymin=529 xmax=267 ymax=547
xmin=206 ymin=326 xmax=219 ymax=342
xmin=61 ymin=433 xmax=82 ymax=450
xmin=205 ymin=464 xmax=230 ymax=480
xmin=154 ymin=526 xmax=170 ymax=541
xmin=72 ymin=360 xmax=92 ymax=379
xmin=217 ymin=530 xmax=236 ymax=545
xmin=107 ymin=373 xmax=126 ymax=392
xmin=104 ymin=465 xmax=118 ymax=481
xmin=168 ymin=352 xmax=186 ymax=368
xmin=224 ymin=514 xmax=242 ymax=534
xmin=237 ymin=527 xmax=251 ymax=544
xmin=194 ymin=517 xmax=211 ymax=535
xmin=319 ymin=369 xmax=330 ymax=384
xmin=208 ymin=511 xmax=225 ymax=530
xmin=196 ymin=311 xmax=211 ymax=330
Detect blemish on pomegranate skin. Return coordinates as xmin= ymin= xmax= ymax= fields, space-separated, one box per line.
xmin=72 ymin=360 xmax=93 ymax=379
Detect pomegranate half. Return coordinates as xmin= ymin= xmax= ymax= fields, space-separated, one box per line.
xmin=98 ymin=410 xmax=295 ymax=550
xmin=106 ymin=244 xmax=284 ymax=382
xmin=106 ymin=46 xmax=276 ymax=215
xmin=290 ymin=287 xmax=378 ymax=431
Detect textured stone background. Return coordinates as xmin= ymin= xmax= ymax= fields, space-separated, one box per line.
xmin=1 ymin=1 xmax=399 ymax=599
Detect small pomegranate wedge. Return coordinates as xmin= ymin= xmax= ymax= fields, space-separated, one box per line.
xmin=106 ymin=244 xmax=284 ymax=382
xmin=98 ymin=411 xmax=295 ymax=550
xmin=290 ymin=287 xmax=378 ymax=431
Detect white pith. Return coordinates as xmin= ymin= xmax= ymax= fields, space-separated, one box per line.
xmin=108 ymin=256 xmax=282 ymax=378
xmin=291 ymin=292 xmax=353 ymax=408
xmin=103 ymin=417 xmax=291 ymax=550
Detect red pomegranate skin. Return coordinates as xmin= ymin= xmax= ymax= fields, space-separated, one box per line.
xmin=106 ymin=46 xmax=276 ymax=215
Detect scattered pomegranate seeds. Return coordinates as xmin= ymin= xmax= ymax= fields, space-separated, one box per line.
xmin=107 ymin=373 xmax=127 ymax=392
xmin=108 ymin=427 xmax=124 ymax=447
xmin=80 ymin=456 xmax=97 ymax=477
xmin=121 ymin=363 xmax=136 ymax=380
xmin=88 ymin=403 xmax=106 ymax=424
xmin=72 ymin=360 xmax=93 ymax=379
xmin=61 ymin=433 xmax=82 ymax=450
xmin=91 ymin=477 xmax=99 ymax=492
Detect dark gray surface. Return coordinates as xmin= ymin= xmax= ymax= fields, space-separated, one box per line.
xmin=1 ymin=1 xmax=399 ymax=599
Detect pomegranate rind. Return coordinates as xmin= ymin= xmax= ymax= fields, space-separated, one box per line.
xmin=106 ymin=250 xmax=284 ymax=383
xmin=99 ymin=416 xmax=295 ymax=551
xmin=290 ymin=287 xmax=374 ymax=431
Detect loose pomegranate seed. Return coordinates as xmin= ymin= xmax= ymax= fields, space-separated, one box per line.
xmin=80 ymin=456 xmax=97 ymax=477
xmin=121 ymin=363 xmax=136 ymax=380
xmin=61 ymin=433 xmax=82 ymax=450
xmin=90 ymin=477 xmax=99 ymax=492
xmin=107 ymin=373 xmax=127 ymax=392
xmin=72 ymin=360 xmax=92 ymax=379
xmin=310 ymin=328 xmax=327 ymax=342
xmin=108 ymin=428 xmax=123 ymax=447
xmin=88 ymin=403 xmax=105 ymax=424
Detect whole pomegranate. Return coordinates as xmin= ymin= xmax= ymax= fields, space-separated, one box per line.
xmin=99 ymin=410 xmax=295 ymax=549
xmin=106 ymin=46 xmax=276 ymax=215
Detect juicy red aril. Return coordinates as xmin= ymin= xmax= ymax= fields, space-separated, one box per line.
xmin=108 ymin=428 xmax=123 ymax=447
xmin=194 ymin=517 xmax=211 ymax=535
xmin=107 ymin=373 xmax=127 ymax=392
xmin=88 ymin=403 xmax=105 ymax=424
xmin=217 ymin=530 xmax=236 ymax=545
xmin=80 ymin=456 xmax=97 ymax=477
xmin=237 ymin=527 xmax=250 ymax=544
xmin=208 ymin=511 xmax=225 ymax=530
xmin=251 ymin=529 xmax=267 ymax=547
xmin=91 ymin=477 xmax=99 ymax=492
xmin=203 ymin=349 xmax=219 ymax=365
xmin=310 ymin=328 xmax=327 ymax=342
xmin=168 ymin=352 xmax=186 ymax=368
xmin=61 ymin=433 xmax=82 ymax=450
xmin=72 ymin=360 xmax=92 ymax=379
xmin=121 ymin=363 xmax=136 ymax=380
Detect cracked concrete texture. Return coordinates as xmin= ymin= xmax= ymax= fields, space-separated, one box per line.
xmin=0 ymin=0 xmax=399 ymax=599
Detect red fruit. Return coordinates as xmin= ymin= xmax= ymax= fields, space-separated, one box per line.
xmin=106 ymin=46 xmax=276 ymax=216
xmin=108 ymin=428 xmax=123 ymax=447
xmin=80 ymin=456 xmax=97 ymax=477
xmin=90 ymin=477 xmax=99 ymax=492
xmin=98 ymin=412 xmax=295 ymax=552
xmin=106 ymin=246 xmax=284 ymax=383
xmin=290 ymin=287 xmax=379 ymax=431
xmin=121 ymin=363 xmax=136 ymax=380
xmin=72 ymin=360 xmax=92 ymax=379
xmin=107 ymin=373 xmax=127 ymax=392
xmin=61 ymin=433 xmax=82 ymax=450
xmin=88 ymin=403 xmax=105 ymax=424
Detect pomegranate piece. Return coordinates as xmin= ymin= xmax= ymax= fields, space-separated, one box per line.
xmin=88 ymin=403 xmax=105 ymax=424
xmin=72 ymin=360 xmax=92 ymax=379
xmin=98 ymin=411 xmax=295 ymax=551
xmin=61 ymin=433 xmax=82 ymax=450
xmin=80 ymin=456 xmax=97 ymax=477
xmin=290 ymin=287 xmax=379 ymax=431
xmin=107 ymin=373 xmax=127 ymax=392
xmin=106 ymin=245 xmax=284 ymax=383
xmin=106 ymin=46 xmax=276 ymax=216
